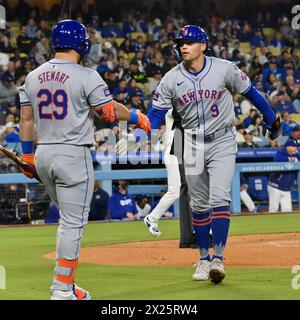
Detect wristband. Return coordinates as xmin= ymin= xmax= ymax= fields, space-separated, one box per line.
xmin=128 ymin=109 xmax=139 ymax=124
xmin=21 ymin=141 xmax=34 ymax=154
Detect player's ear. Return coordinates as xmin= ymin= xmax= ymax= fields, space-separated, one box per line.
xmin=200 ymin=43 xmax=207 ymax=53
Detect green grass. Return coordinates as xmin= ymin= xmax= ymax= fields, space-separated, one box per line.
xmin=0 ymin=213 xmax=300 ymax=300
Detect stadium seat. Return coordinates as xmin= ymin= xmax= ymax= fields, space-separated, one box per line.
xmin=290 ymin=114 xmax=300 ymax=123
xmin=239 ymin=42 xmax=251 ymax=54
xmin=131 ymin=32 xmax=145 ymax=39
xmin=269 ymin=47 xmax=281 ymax=56
xmin=8 ymin=21 xmax=20 ymax=28
xmin=115 ymin=37 xmax=125 ymax=46
xmin=262 ymin=28 xmax=276 ymax=40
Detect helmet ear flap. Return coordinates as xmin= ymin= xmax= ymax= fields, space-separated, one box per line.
xmin=173 ymin=44 xmax=181 ymax=60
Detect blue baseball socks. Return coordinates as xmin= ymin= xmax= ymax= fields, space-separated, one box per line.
xmin=193 ymin=206 xmax=231 ymax=262
xmin=211 ymin=206 xmax=231 ymax=261
xmin=192 ymin=211 xmax=211 ymax=261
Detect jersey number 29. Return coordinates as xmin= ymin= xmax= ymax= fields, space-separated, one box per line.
xmin=37 ymin=89 xmax=68 ymax=120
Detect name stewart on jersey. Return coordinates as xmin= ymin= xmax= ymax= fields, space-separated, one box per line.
xmin=38 ymin=71 xmax=70 ymax=84
xmin=177 ymin=89 xmax=223 ymax=106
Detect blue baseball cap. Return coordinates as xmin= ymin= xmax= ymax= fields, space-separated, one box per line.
xmin=284 ymin=139 xmax=298 ymax=147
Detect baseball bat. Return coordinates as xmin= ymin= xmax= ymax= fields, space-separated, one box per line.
xmin=0 ymin=145 xmax=41 ymax=182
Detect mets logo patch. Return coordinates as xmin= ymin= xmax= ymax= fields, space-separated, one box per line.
xmin=183 ymin=27 xmax=188 ymax=36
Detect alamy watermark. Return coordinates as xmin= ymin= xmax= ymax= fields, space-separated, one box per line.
xmin=0 ymin=5 xmax=6 ymax=29
xmin=291 ymin=265 xmax=300 ymax=289
xmin=291 ymin=5 xmax=300 ymax=30
xmin=0 ymin=265 xmax=6 ymax=290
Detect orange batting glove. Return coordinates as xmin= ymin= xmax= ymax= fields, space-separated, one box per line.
xmin=136 ymin=110 xmax=151 ymax=133
xmin=21 ymin=153 xmax=35 ymax=179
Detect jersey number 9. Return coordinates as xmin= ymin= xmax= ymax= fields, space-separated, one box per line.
xmin=37 ymin=89 xmax=68 ymax=120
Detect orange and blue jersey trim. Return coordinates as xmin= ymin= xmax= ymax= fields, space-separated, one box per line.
xmin=92 ymin=99 xmax=113 ymax=110
xmin=20 ymin=101 xmax=31 ymax=107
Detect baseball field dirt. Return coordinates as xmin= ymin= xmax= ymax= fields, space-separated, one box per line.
xmin=44 ymin=233 xmax=300 ymax=268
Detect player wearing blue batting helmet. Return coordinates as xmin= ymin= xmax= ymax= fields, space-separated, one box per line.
xmin=52 ymin=19 xmax=91 ymax=57
xmin=173 ymin=25 xmax=209 ymax=58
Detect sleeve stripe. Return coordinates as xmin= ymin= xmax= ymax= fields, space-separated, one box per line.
xmin=20 ymin=103 xmax=32 ymax=107
xmin=20 ymin=101 xmax=31 ymax=104
xmin=152 ymin=104 xmax=172 ymax=110
xmin=91 ymin=99 xmax=113 ymax=108
xmin=241 ymin=84 xmax=252 ymax=95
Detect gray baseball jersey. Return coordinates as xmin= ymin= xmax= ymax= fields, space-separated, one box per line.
xmin=19 ymin=58 xmax=113 ymax=145
xmin=152 ymin=56 xmax=251 ymax=135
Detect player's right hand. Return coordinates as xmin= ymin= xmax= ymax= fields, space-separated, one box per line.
xmin=136 ymin=110 xmax=151 ymax=133
xmin=20 ymin=153 xmax=36 ymax=179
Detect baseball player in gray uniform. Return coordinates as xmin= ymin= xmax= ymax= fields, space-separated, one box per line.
xmin=19 ymin=20 xmax=150 ymax=300
xmin=147 ymin=25 xmax=281 ymax=284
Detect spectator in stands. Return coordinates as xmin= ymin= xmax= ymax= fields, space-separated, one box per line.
xmin=0 ymin=33 xmax=14 ymax=53
xmin=119 ymin=38 xmax=133 ymax=54
xmin=0 ymin=74 xmax=19 ymax=105
xmin=135 ymin=195 xmax=151 ymax=219
xmin=238 ymin=22 xmax=252 ymax=42
xmin=25 ymin=18 xmax=37 ymax=39
xmin=248 ymin=114 xmax=265 ymax=139
xmin=242 ymin=108 xmax=258 ymax=128
xmin=37 ymin=19 xmax=52 ymax=38
xmin=279 ymin=16 xmax=298 ymax=46
xmin=123 ymin=13 xmax=136 ymax=38
xmin=106 ymin=51 xmax=117 ymax=71
xmin=286 ymin=77 xmax=300 ymax=113
xmin=3 ymin=113 xmax=19 ymax=143
xmin=267 ymin=139 xmax=300 ymax=213
xmin=270 ymin=32 xmax=286 ymax=49
xmin=281 ymin=111 xmax=298 ymax=136
xmin=125 ymin=60 xmax=147 ymax=83
xmin=127 ymin=78 xmax=143 ymax=97
xmin=146 ymin=68 xmax=162 ymax=96
xmin=250 ymin=28 xmax=268 ymax=48
xmin=262 ymin=58 xmax=283 ymax=84
xmin=136 ymin=12 xmax=149 ymax=33
xmin=96 ymin=56 xmax=110 ymax=76
xmin=239 ymin=128 xmax=260 ymax=148
xmin=273 ymin=91 xmax=296 ymax=114
xmin=263 ymin=72 xmax=279 ymax=94
xmin=108 ymin=180 xmax=138 ymax=220
xmin=265 ymin=139 xmax=280 ymax=148
xmin=101 ymin=17 xmax=124 ymax=38
xmin=16 ymin=25 xmax=35 ymax=54
xmin=290 ymin=48 xmax=300 ymax=69
xmin=289 ymin=126 xmax=300 ymax=146
xmin=89 ymin=181 xmax=109 ymax=221
xmin=86 ymin=32 xmax=102 ymax=69
xmin=4 ymin=102 xmax=20 ymax=123
xmin=131 ymin=48 xmax=145 ymax=73
xmin=130 ymin=91 xmax=146 ymax=114
xmin=248 ymin=56 xmax=263 ymax=80
xmin=112 ymin=78 xmax=130 ymax=99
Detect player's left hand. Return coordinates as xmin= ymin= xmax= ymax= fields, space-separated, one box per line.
xmin=20 ymin=153 xmax=36 ymax=179
xmin=136 ymin=110 xmax=151 ymax=133
xmin=267 ymin=116 xmax=281 ymax=141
